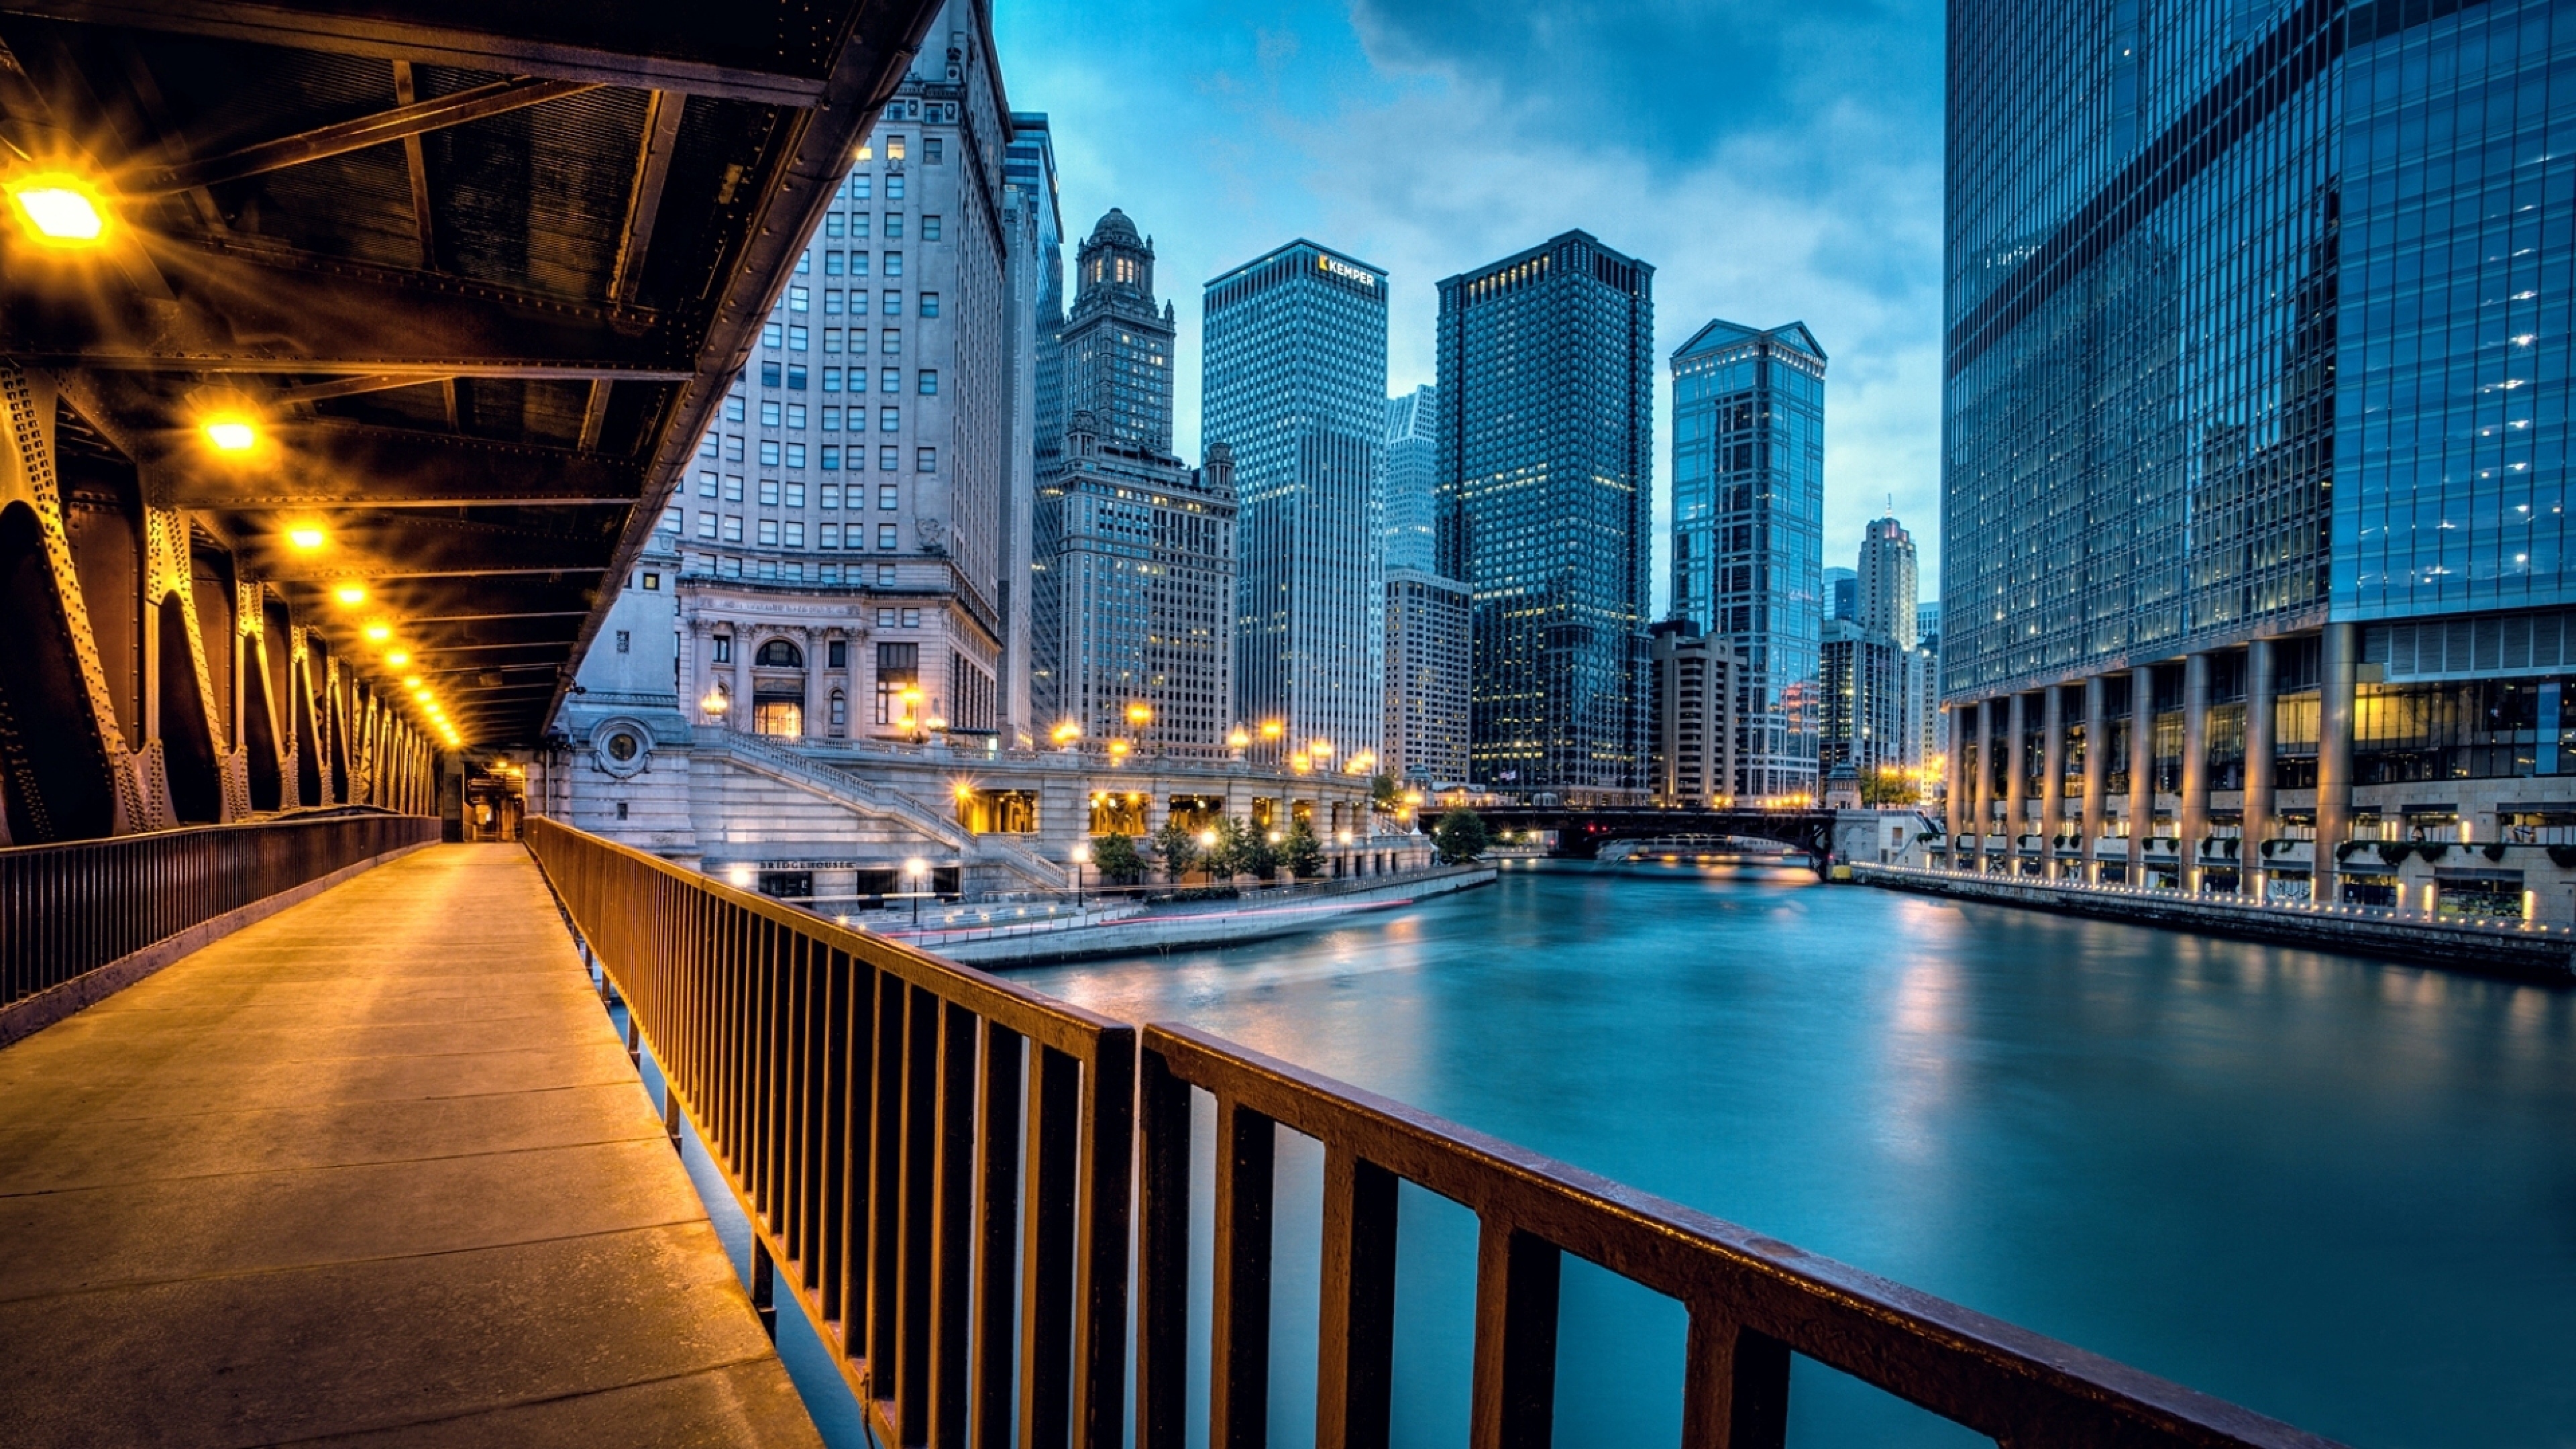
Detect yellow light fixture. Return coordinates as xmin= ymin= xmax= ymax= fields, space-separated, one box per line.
xmin=402 ymin=675 xmax=422 ymax=687
xmin=5 ymin=172 xmax=108 ymax=247
xmin=364 ymin=623 xmax=391 ymax=643
xmin=333 ymin=584 xmax=366 ymax=605
xmin=1228 ymin=727 xmax=1250 ymax=748
xmin=203 ymin=418 xmax=258 ymax=454
xmin=1260 ymin=719 xmax=1284 ymax=739
xmin=286 ymin=526 xmax=326 ymax=551
xmin=384 ymin=650 xmax=409 ymax=667
xmin=1310 ymin=739 xmax=1334 ymax=759
xmin=1126 ymin=702 xmax=1153 ymax=727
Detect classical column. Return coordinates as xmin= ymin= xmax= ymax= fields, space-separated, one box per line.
xmin=801 ymin=627 xmax=827 ymax=739
xmin=1943 ymin=705 xmax=1965 ymax=867
xmin=2004 ymin=692 xmax=2027 ymax=874
xmin=1970 ymin=702 xmax=1994 ymax=870
xmin=2244 ymin=638 xmax=2275 ymax=899
xmin=2180 ymin=652 xmax=2211 ymax=892
xmin=729 ymin=627 xmax=749 ymax=733
xmin=2127 ymin=665 xmax=2153 ymax=879
xmin=2081 ymin=675 xmax=2106 ymax=883
xmin=2039 ymin=684 xmax=2065 ymax=878
xmin=2316 ymin=623 xmax=2357 ymax=906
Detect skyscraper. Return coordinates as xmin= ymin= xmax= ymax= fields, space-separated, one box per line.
xmin=1000 ymin=112 xmax=1060 ymax=743
xmin=1825 ymin=568 xmax=1858 ymax=623
xmin=1650 ymin=621 xmax=1740 ymax=807
xmin=1436 ymin=231 xmax=1654 ymax=800
xmin=1857 ymin=517 xmax=1919 ymax=649
xmin=1382 ymin=385 xmax=1439 ymax=573
xmin=1032 ymin=211 xmax=1236 ymax=749
xmin=1203 ymin=241 xmax=1389 ymax=769
xmin=1670 ymin=320 xmax=1825 ymax=801
xmin=1944 ymin=0 xmax=2576 ymax=900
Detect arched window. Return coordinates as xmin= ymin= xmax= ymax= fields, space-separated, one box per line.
xmin=756 ymin=638 xmax=803 ymax=668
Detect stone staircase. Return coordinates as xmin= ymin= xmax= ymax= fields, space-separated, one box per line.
xmin=692 ymin=729 xmax=1061 ymax=893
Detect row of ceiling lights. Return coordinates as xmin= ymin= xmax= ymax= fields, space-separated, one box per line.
xmin=5 ymin=167 xmax=462 ymax=751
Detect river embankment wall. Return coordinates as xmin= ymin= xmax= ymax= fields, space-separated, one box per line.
xmin=930 ymin=865 xmax=1496 ymax=965
xmin=1851 ymin=864 xmax=2575 ymax=983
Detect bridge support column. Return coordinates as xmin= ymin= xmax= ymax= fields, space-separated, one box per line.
xmin=2244 ymin=638 xmax=2276 ymax=900
xmin=2004 ymin=693 xmax=2027 ymax=877
xmin=2180 ymin=652 xmax=2211 ymax=893
xmin=2039 ymin=685 xmax=2065 ymax=879
xmin=2081 ymin=675 xmax=2106 ymax=884
xmin=2127 ymin=667 xmax=2153 ymax=883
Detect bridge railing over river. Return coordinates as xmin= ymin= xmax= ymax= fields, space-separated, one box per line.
xmin=525 ymin=819 xmax=2338 ymax=1449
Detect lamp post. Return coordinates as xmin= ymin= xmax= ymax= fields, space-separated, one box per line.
xmin=904 ymin=856 xmax=927 ymax=926
xmin=1069 ymin=843 xmax=1089 ymax=910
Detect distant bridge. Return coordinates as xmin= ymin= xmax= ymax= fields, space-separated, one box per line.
xmin=1479 ymin=807 xmax=1841 ymax=863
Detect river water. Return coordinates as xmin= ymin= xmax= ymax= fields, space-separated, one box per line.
xmin=1007 ymin=861 xmax=2576 ymax=1449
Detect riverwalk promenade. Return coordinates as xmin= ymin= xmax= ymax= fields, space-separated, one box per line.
xmin=0 ymin=845 xmax=818 ymax=1448
xmin=1855 ymin=861 xmax=2576 ymax=981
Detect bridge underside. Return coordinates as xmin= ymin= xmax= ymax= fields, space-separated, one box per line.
xmin=1483 ymin=807 xmax=1841 ymax=861
xmin=0 ymin=0 xmax=934 ymax=843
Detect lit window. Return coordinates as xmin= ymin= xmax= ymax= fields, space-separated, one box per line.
xmin=762 ymin=322 xmax=784 ymax=348
xmin=788 ymin=285 xmax=809 ymax=312
xmin=888 ymin=136 xmax=906 ymax=160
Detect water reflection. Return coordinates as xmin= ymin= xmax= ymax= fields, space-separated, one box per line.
xmin=1009 ymin=863 xmax=2576 ymax=1448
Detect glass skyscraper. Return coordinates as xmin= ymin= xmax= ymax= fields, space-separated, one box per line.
xmin=1944 ymin=0 xmax=2576 ymax=902
xmin=1382 ymin=385 xmax=1439 ymax=574
xmin=1437 ymin=231 xmax=1654 ymax=800
xmin=1203 ymin=240 xmax=1389 ymax=767
xmin=1670 ymin=320 xmax=1825 ymax=800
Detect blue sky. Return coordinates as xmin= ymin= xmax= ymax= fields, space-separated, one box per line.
xmin=991 ymin=0 xmax=1948 ymax=604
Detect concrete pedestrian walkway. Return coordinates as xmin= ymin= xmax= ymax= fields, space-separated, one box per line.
xmin=0 ymin=844 xmax=821 ymax=1448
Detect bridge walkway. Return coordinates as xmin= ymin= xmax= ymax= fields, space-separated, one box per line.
xmin=0 ymin=845 xmax=820 ymax=1448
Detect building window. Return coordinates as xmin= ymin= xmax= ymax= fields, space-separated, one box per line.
xmin=696 ymin=513 xmax=716 ymax=539
xmin=698 ymin=433 xmax=718 ymax=460
xmin=788 ymin=325 xmax=808 ymax=351
xmin=851 ymin=213 xmax=870 ymax=238
xmin=712 ymin=634 xmax=732 ymax=663
xmin=722 ymin=515 xmax=743 ymax=542
xmin=823 ymin=367 xmax=842 ymax=392
xmin=658 ymin=506 xmax=680 ymax=533
xmin=723 ymin=435 xmax=744 ymax=462
xmin=759 ymin=441 xmax=781 ymax=467
xmin=821 ymin=484 xmax=841 ymax=508
xmin=884 ymin=252 xmax=902 ymax=278
xmin=887 ymin=174 xmax=904 ymax=201
xmin=757 ymin=519 xmax=779 ymax=546
xmin=825 ymin=213 xmax=845 ymax=239
xmin=924 ymin=137 xmax=943 ymax=164
xmin=762 ymin=322 xmax=784 ymax=348
xmin=923 ymin=215 xmax=941 ymax=241
xmin=879 ymin=523 xmax=899 ymax=549
xmin=879 ymin=484 xmax=899 ymax=509
xmin=786 ymin=404 xmax=806 ymax=429
xmin=786 ymin=365 xmax=807 ymax=390
xmin=785 ymin=443 xmax=806 ymax=468
xmin=916 ymin=447 xmax=936 ymax=473
xmin=920 ymin=292 xmax=938 ymax=318
xmin=698 ymin=472 xmax=717 ymax=497
xmin=824 ymin=250 xmax=844 ymax=275
xmin=880 ymin=445 xmax=899 ymax=470
xmin=615 ymin=629 xmax=631 ymax=653
xmin=615 ymin=801 xmax=629 ymax=820
xmin=785 ymin=482 xmax=805 ymax=506
xmin=851 ymin=176 xmax=871 ymax=200
xmin=882 ymin=328 xmax=900 ymax=353
xmin=724 ymin=475 xmax=743 ymax=501
xmin=788 ymin=285 xmax=809 ymax=312
xmin=760 ymin=360 xmax=781 ymax=387
xmin=822 ymin=522 xmax=841 ymax=548
xmin=753 ymin=697 xmax=802 ymax=737
xmin=879 ymin=407 xmax=899 ymax=432
xmin=885 ymin=214 xmax=904 ymax=240
xmin=759 ymin=478 xmax=780 ymax=506
xmin=851 ymin=252 xmax=870 ymax=277
xmin=881 ymin=368 xmax=900 ymax=393
xmin=821 ymin=445 xmax=841 ymax=470
xmin=886 ymin=136 xmax=906 ymax=160
xmin=642 ymin=572 xmax=659 ymax=590
xmin=918 ymin=370 xmax=937 ymax=395
xmin=785 ymin=521 xmax=806 ymax=547
xmin=828 ymin=690 xmax=847 ymax=737
xmin=883 ymin=290 xmax=901 ymax=315
xmin=875 ymin=641 xmax=918 ymax=724
xmin=760 ymin=401 xmax=782 ymax=427
xmin=794 ymin=249 xmax=810 ymax=274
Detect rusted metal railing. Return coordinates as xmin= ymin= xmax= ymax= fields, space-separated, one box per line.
xmin=523 ymin=817 xmax=1134 ymax=1449
xmin=1138 ymin=1022 xmax=2345 ymax=1449
xmin=0 ymin=808 xmax=436 ymax=1012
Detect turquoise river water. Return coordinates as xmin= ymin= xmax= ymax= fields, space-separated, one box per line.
xmin=1001 ymin=862 xmax=2576 ymax=1449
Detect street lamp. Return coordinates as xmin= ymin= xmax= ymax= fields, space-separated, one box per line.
xmin=904 ymin=856 xmax=928 ymax=926
xmin=1069 ymin=842 xmax=1089 ymax=909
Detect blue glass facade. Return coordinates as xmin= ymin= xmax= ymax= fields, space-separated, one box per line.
xmin=1203 ymin=241 xmax=1389 ymax=762
xmin=1382 ymin=385 xmax=1439 ymax=574
xmin=1672 ymin=321 xmax=1827 ymax=799
xmin=1437 ymin=231 xmax=1654 ymax=799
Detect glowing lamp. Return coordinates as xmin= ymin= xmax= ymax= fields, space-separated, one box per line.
xmin=384 ymin=651 xmax=409 ymax=667
xmin=6 ymin=173 xmax=107 ymax=246
xmin=1126 ymin=702 xmax=1153 ymax=726
xmin=1228 ymin=728 xmax=1250 ymax=748
xmin=286 ymin=527 xmax=326 ymax=551
xmin=1310 ymin=739 xmax=1333 ymax=759
xmin=364 ymin=623 xmax=391 ymax=643
xmin=334 ymin=584 xmax=366 ymax=605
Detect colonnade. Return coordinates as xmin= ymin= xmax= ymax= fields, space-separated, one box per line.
xmin=1943 ymin=625 xmax=2356 ymax=901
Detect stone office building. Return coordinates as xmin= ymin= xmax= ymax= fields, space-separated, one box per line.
xmin=1941 ymin=0 xmax=2576 ymax=916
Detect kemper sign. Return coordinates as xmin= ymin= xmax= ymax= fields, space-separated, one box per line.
xmin=1317 ymin=254 xmax=1377 ymax=287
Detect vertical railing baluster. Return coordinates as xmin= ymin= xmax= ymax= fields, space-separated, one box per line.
xmin=1210 ymin=1097 xmax=1277 ymax=1449
xmin=1316 ymin=1147 xmax=1398 ymax=1449
xmin=1135 ymin=1046 xmax=1193 ymax=1449
xmin=897 ymin=984 xmax=941 ymax=1438
xmin=1073 ymin=1028 xmax=1135 ymax=1449
xmin=1468 ymin=1221 xmax=1561 ymax=1449
xmin=927 ymin=1000 xmax=979 ymax=1446
xmin=1020 ymin=1046 xmax=1081 ymax=1449
xmin=836 ymin=960 xmax=879 ymax=1357
xmin=973 ymin=1020 xmax=1025 ymax=1449
xmin=1678 ymin=1312 xmax=1790 ymax=1449
xmin=865 ymin=971 xmax=908 ymax=1389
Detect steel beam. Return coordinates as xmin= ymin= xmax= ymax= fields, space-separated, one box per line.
xmin=156 ymin=423 xmax=643 ymax=509
xmin=0 ymin=0 xmax=842 ymax=105
xmin=138 ymin=76 xmax=598 ymax=195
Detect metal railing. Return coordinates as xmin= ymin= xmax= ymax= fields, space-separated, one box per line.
xmin=0 ymin=808 xmax=436 ymax=1010
xmin=526 ymin=818 xmax=2341 ymax=1449
xmin=524 ymin=817 xmax=1134 ymax=1449
xmin=1138 ymin=1022 xmax=2337 ymax=1449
